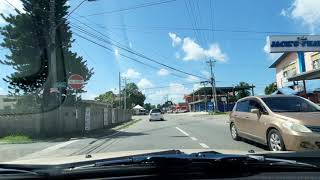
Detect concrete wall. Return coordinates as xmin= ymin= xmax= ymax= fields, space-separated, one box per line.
xmin=0 ymin=101 xmax=132 ymax=137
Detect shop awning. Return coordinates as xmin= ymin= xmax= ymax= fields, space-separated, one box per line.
xmin=288 ymin=69 xmax=320 ymax=81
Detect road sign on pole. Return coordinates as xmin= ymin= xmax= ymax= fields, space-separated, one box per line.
xmin=68 ymin=74 xmax=84 ymax=90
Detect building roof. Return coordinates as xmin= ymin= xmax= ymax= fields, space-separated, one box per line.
xmin=287 ymin=68 xmax=320 ymax=81
xmin=269 ymin=53 xmax=288 ymax=68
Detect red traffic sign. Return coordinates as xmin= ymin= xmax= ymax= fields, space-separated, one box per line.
xmin=68 ymin=74 xmax=84 ymax=90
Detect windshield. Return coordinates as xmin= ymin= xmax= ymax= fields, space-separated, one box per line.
xmin=262 ymin=96 xmax=320 ymax=112
xmin=1 ymin=0 xmax=320 ymax=166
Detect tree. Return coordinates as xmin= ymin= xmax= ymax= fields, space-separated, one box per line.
xmin=156 ymin=104 xmax=161 ymax=109
xmin=265 ymin=83 xmax=277 ymax=95
xmin=235 ymin=82 xmax=251 ymax=99
xmin=144 ymin=103 xmax=152 ymax=111
xmin=0 ymin=0 xmax=93 ymax=109
xmin=123 ymin=83 xmax=145 ymax=109
xmin=95 ymin=91 xmax=116 ymax=107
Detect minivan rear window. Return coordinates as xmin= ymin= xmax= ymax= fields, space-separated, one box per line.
xmin=151 ymin=109 xmax=161 ymax=113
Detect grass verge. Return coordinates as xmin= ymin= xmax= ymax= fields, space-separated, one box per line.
xmin=113 ymin=119 xmax=142 ymax=131
xmin=0 ymin=134 xmax=33 ymax=144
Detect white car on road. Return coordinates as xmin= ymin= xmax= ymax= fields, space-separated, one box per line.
xmin=149 ymin=109 xmax=164 ymax=121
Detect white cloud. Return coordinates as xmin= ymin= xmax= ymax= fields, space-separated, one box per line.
xmin=175 ymin=52 xmax=181 ymax=59
xmin=193 ymin=83 xmax=202 ymax=90
xmin=82 ymin=92 xmax=98 ymax=100
xmin=182 ymin=37 xmax=227 ymax=61
xmin=0 ymin=0 xmax=24 ymax=24
xmin=281 ymin=0 xmax=320 ymax=32
xmin=186 ymin=75 xmax=200 ymax=82
xmin=114 ymin=48 xmax=119 ymax=58
xmin=263 ymin=36 xmax=282 ymax=60
xmin=146 ymin=83 xmax=189 ymax=104
xmin=122 ymin=68 xmax=141 ymax=79
xmin=201 ymin=70 xmax=211 ymax=79
xmin=157 ymin=68 xmax=170 ymax=76
xmin=168 ymin=32 xmax=182 ymax=47
xmin=137 ymin=78 xmax=153 ymax=89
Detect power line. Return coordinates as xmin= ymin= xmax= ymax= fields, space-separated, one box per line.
xmin=102 ymin=25 xmax=310 ymax=35
xmin=66 ymin=0 xmax=87 ymax=19
xmin=3 ymin=0 xmax=21 ymax=13
xmin=72 ymin=31 xmax=187 ymax=79
xmin=141 ymin=81 xmax=202 ymax=90
xmin=84 ymin=0 xmax=178 ymax=17
xmin=70 ymin=18 xmax=205 ymax=79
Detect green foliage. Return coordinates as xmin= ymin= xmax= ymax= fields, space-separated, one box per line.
xmin=0 ymin=0 xmax=93 ymax=105
xmin=0 ymin=134 xmax=32 ymax=144
xmin=144 ymin=103 xmax=152 ymax=111
xmin=264 ymin=83 xmax=277 ymax=95
xmin=123 ymin=83 xmax=146 ymax=109
xmin=235 ymin=82 xmax=251 ymax=99
xmin=95 ymin=91 xmax=116 ymax=107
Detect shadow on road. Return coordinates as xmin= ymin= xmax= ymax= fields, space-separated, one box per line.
xmin=240 ymin=138 xmax=269 ymax=151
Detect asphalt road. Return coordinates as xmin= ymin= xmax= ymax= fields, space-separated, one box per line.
xmin=0 ymin=113 xmax=267 ymax=162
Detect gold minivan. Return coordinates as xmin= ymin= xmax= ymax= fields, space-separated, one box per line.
xmin=229 ymin=95 xmax=320 ymax=151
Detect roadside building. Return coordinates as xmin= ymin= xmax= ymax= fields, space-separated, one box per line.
xmin=175 ymin=102 xmax=189 ymax=112
xmin=184 ymin=86 xmax=255 ymax=112
xmin=269 ymin=52 xmax=320 ymax=103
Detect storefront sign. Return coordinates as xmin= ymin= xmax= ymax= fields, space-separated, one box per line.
xmin=269 ymin=35 xmax=320 ymax=53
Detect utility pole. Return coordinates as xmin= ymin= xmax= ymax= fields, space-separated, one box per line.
xmin=119 ymin=72 xmax=121 ymax=108
xmin=207 ymin=59 xmax=218 ymax=112
xmin=123 ymin=77 xmax=127 ymax=110
xmin=192 ymin=89 xmax=195 ymax=112
xmin=49 ymin=0 xmax=57 ymax=92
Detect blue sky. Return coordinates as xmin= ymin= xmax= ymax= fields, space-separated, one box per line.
xmin=0 ymin=0 xmax=319 ymax=104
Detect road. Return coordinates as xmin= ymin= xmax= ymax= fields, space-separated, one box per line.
xmin=0 ymin=113 xmax=267 ymax=162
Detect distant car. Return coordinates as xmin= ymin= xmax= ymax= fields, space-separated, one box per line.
xmin=229 ymin=95 xmax=320 ymax=151
xmin=149 ymin=109 xmax=164 ymax=121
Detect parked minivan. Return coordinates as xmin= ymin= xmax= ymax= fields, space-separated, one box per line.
xmin=229 ymin=95 xmax=320 ymax=151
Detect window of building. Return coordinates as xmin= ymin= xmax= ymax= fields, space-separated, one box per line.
xmin=311 ymin=53 xmax=320 ymax=70
xmin=282 ymin=62 xmax=296 ymax=83
xmin=282 ymin=62 xmax=296 ymax=78
xmin=312 ymin=59 xmax=320 ymax=70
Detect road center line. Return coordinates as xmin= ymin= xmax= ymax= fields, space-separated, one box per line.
xmin=199 ymin=143 xmax=210 ymax=149
xmin=190 ymin=137 xmax=198 ymax=141
xmin=175 ymin=127 xmax=190 ymax=136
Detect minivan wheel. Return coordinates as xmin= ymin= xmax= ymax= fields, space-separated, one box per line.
xmin=230 ymin=123 xmax=240 ymax=141
xmin=268 ymin=129 xmax=285 ymax=151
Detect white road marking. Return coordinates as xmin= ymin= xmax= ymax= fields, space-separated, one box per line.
xmin=175 ymin=127 xmax=190 ymax=136
xmin=18 ymin=140 xmax=80 ymax=160
xmin=190 ymin=137 xmax=198 ymax=141
xmin=199 ymin=143 xmax=210 ymax=149
xmin=34 ymin=140 xmax=80 ymax=154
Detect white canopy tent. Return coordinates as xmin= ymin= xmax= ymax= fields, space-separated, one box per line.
xmin=132 ymin=105 xmax=146 ymax=115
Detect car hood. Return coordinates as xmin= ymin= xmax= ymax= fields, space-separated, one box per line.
xmin=3 ymin=149 xmax=272 ymax=165
xmin=276 ymin=112 xmax=320 ymax=126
